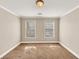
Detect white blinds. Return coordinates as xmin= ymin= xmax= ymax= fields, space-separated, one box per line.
xmin=25 ymin=20 xmax=36 ymax=38
xmin=44 ymin=21 xmax=55 ymax=39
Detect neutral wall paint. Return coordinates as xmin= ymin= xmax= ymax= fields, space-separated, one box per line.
xmin=20 ymin=17 xmax=59 ymax=42
xmin=60 ymin=7 xmax=79 ymax=58
xmin=0 ymin=6 xmax=20 ymax=57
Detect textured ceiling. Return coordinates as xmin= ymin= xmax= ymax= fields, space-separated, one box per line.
xmin=0 ymin=0 xmax=79 ymax=17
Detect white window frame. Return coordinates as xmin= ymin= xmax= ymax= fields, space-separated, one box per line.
xmin=24 ymin=20 xmax=36 ymax=39
xmin=44 ymin=20 xmax=55 ymax=39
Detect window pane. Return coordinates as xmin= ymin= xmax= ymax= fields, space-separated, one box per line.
xmin=27 ymin=20 xmax=36 ymax=38
xmin=44 ymin=21 xmax=55 ymax=38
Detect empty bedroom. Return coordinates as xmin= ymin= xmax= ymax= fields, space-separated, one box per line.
xmin=0 ymin=0 xmax=79 ymax=59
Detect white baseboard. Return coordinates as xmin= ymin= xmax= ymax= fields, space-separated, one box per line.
xmin=59 ymin=42 xmax=79 ymax=59
xmin=20 ymin=41 xmax=59 ymax=43
xmin=0 ymin=43 xmax=20 ymax=59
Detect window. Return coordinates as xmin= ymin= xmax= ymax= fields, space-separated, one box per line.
xmin=44 ymin=21 xmax=55 ymax=39
xmin=25 ymin=20 xmax=36 ymax=39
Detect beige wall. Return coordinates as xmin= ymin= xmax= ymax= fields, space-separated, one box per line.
xmin=0 ymin=6 xmax=20 ymax=57
xmin=60 ymin=8 xmax=79 ymax=58
xmin=20 ymin=17 xmax=59 ymax=42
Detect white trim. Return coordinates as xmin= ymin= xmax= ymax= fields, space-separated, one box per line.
xmin=20 ymin=41 xmax=59 ymax=43
xmin=0 ymin=5 xmax=17 ymax=16
xmin=0 ymin=43 xmax=20 ymax=59
xmin=59 ymin=42 xmax=79 ymax=59
xmin=61 ymin=5 xmax=79 ymax=17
